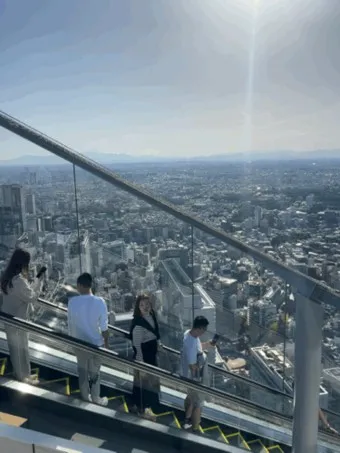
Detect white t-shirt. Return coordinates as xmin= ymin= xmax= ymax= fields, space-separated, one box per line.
xmin=181 ymin=329 xmax=203 ymax=379
xmin=68 ymin=294 xmax=108 ymax=346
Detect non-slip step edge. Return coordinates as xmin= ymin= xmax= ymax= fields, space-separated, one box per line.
xmin=0 ymin=377 xmax=249 ymax=453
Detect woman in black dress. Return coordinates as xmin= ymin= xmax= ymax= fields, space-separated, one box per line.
xmin=130 ymin=294 xmax=161 ymax=420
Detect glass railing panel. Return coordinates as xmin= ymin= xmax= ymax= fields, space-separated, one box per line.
xmin=31 ymin=299 xmax=68 ymax=333
xmin=26 ymin=296 xmax=297 ymax=417
xmin=0 ymin=134 xmax=79 ymax=329
xmin=73 ymin=166 xmax=195 ymax=357
xmin=0 ymin=314 xmax=295 ymax=439
xmin=192 ymin=227 xmax=294 ymax=413
xmin=209 ymin=365 xmax=293 ymax=416
xmin=317 ymin=300 xmax=340 ymax=439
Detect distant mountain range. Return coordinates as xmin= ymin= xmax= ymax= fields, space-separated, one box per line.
xmin=0 ymin=149 xmax=339 ymax=166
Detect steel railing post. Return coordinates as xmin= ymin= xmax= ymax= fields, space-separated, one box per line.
xmin=292 ymin=293 xmax=323 ymax=453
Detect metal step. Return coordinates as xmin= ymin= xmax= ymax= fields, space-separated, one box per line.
xmin=0 ymin=355 xmax=288 ymax=452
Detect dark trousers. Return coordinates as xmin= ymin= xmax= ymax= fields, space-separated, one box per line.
xmin=132 ymin=339 xmax=160 ymax=411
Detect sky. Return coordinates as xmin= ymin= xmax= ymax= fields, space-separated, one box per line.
xmin=0 ymin=0 xmax=340 ymax=159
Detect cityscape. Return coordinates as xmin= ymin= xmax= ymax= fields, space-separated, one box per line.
xmin=1 ymin=0 xmax=339 ymax=450
xmin=1 ymin=156 xmax=340 ymax=419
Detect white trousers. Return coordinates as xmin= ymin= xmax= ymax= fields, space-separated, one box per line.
xmin=5 ymin=326 xmax=31 ymax=381
xmin=76 ymin=350 xmax=101 ymax=402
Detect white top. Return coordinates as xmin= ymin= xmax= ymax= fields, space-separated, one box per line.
xmin=181 ymin=329 xmax=203 ymax=379
xmin=68 ymin=294 xmax=108 ymax=347
xmin=2 ymin=274 xmax=43 ymax=319
xmin=132 ymin=314 xmax=157 ymax=361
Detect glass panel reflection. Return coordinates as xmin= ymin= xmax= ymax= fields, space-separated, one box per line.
xmin=1 ymin=315 xmax=295 ymax=448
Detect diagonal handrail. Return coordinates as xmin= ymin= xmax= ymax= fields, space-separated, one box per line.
xmin=36 ymin=296 xmax=290 ymax=399
xmin=0 ymin=309 xmax=290 ymax=424
xmin=33 ymin=296 xmax=340 ymax=423
xmin=1 ymin=110 xmax=340 ymax=308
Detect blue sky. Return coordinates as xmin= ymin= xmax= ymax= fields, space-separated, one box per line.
xmin=1 ymin=0 xmax=340 ymax=159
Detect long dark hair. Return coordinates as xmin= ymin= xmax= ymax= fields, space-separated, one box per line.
xmin=130 ymin=293 xmax=160 ymax=341
xmin=133 ymin=293 xmax=153 ymax=318
xmin=0 ymin=248 xmax=31 ymax=295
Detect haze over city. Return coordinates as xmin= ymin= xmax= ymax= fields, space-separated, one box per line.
xmin=1 ymin=0 xmax=340 ymax=159
xmin=2 ymin=1 xmax=340 ymax=450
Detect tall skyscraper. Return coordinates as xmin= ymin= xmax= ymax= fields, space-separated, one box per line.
xmin=0 ymin=184 xmax=26 ymax=248
xmin=26 ymin=193 xmax=36 ymax=215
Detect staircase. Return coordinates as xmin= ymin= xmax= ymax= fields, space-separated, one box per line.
xmin=0 ymin=354 xmax=287 ymax=452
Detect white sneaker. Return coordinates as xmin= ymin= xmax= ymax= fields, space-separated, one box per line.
xmin=142 ymin=408 xmax=156 ymax=422
xmin=24 ymin=376 xmax=40 ymax=386
xmin=93 ymin=397 xmax=108 ymax=407
xmin=183 ymin=419 xmax=192 ymax=430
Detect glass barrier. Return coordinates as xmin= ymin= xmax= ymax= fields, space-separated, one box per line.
xmin=29 ymin=297 xmax=294 ymax=413
xmin=192 ymin=227 xmax=293 ymax=409
xmin=0 ymin=132 xmax=79 ymax=330
xmin=27 ymin=240 xmax=340 ymax=443
xmin=320 ymin=300 xmax=340 ymax=438
xmin=2 ymin=112 xmax=340 ymax=450
xmin=0 ymin=315 xmax=299 ymax=448
xmin=73 ymin=166 xmax=195 ymax=354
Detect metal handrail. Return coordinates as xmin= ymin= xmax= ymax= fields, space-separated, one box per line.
xmin=35 ymin=297 xmax=291 ymax=399
xmin=35 ymin=297 xmax=340 ymax=423
xmin=1 ymin=110 xmax=340 ymax=309
xmin=0 ymin=310 xmax=289 ymax=425
xmin=1 ymin=311 xmax=339 ymax=448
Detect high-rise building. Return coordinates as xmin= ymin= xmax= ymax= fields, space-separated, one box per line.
xmin=254 ymin=206 xmax=262 ymax=227
xmin=26 ymin=193 xmax=36 ymax=215
xmin=250 ymin=344 xmax=328 ymax=414
xmin=0 ymin=184 xmax=26 ymax=247
xmin=43 ymin=216 xmax=53 ymax=232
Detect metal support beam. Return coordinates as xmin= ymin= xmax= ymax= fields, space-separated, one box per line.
xmin=292 ymin=294 xmax=323 ymax=453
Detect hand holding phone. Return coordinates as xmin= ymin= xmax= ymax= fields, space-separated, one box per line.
xmin=210 ymin=334 xmax=220 ymax=346
xmin=36 ymin=266 xmax=47 ymax=279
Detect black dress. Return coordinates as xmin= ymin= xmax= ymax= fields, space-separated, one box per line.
xmin=130 ymin=312 xmax=161 ymax=412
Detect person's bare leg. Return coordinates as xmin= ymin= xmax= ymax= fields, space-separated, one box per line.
xmin=191 ymin=407 xmax=201 ymax=431
xmin=185 ymin=396 xmax=193 ymax=416
xmin=184 ymin=396 xmax=193 ymax=428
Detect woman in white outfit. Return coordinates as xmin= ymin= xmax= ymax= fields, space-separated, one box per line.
xmin=1 ymin=248 xmax=44 ymax=384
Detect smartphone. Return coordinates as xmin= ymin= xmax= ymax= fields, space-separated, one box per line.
xmin=211 ymin=334 xmax=220 ymax=345
xmin=36 ymin=266 xmax=47 ymax=279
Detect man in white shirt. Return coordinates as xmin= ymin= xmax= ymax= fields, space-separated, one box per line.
xmin=181 ymin=315 xmax=214 ymax=432
xmin=68 ymin=273 xmax=109 ymax=406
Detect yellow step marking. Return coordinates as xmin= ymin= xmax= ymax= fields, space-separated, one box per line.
xmin=43 ymin=376 xmax=71 ymax=395
xmin=225 ymin=431 xmax=251 ymax=450
xmin=202 ymin=425 xmax=229 ymax=444
xmin=248 ymin=439 xmax=269 ymax=452
xmin=70 ymin=390 xmax=130 ymax=413
xmin=31 ymin=368 xmax=39 ymax=377
xmin=0 ymin=358 xmax=7 ymax=376
xmin=122 ymin=398 xmax=129 ymax=413
xmin=268 ymin=446 xmax=284 ymax=452
xmin=155 ymin=411 xmax=181 ymax=429
xmin=107 ymin=395 xmax=129 ymax=413
xmin=2 ymin=363 xmax=272 ymax=452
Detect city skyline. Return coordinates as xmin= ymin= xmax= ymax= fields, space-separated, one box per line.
xmin=1 ymin=0 xmax=340 ymax=158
